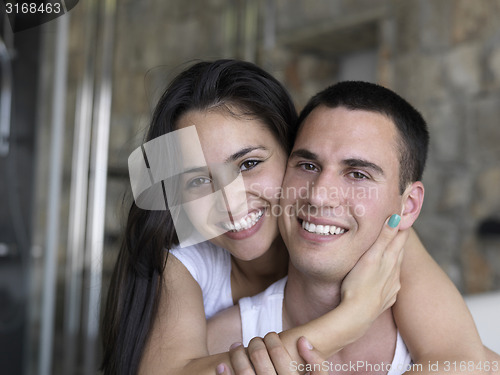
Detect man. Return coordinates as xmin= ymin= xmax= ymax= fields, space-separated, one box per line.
xmin=209 ymin=81 xmax=494 ymax=375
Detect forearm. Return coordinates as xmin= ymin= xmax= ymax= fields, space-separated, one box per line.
xmin=140 ymin=352 xmax=234 ymax=375
xmin=405 ymin=346 xmax=499 ymax=375
xmin=394 ymin=230 xmax=488 ymax=373
xmin=278 ymin=302 xmax=371 ymax=369
xmin=140 ymin=256 xmax=237 ymax=375
xmin=206 ymin=302 xmax=369 ymax=375
xmin=405 ymin=351 xmax=495 ymax=375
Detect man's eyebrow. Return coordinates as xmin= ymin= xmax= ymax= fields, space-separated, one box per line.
xmin=343 ymin=158 xmax=384 ymax=176
xmin=289 ymin=149 xmax=319 ymax=161
xmin=225 ymin=146 xmax=268 ymax=163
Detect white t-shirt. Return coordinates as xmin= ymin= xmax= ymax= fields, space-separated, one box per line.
xmin=169 ymin=242 xmax=233 ymax=319
xmin=239 ymin=277 xmax=413 ymax=375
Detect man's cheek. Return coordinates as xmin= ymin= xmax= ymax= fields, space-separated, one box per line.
xmin=351 ymin=202 xmax=368 ymax=217
xmin=350 ymin=184 xmax=380 ymax=201
xmin=282 ymin=179 xmax=306 ymax=202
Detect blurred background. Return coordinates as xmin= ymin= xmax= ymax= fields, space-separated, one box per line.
xmin=1 ymin=0 xmax=500 ymax=374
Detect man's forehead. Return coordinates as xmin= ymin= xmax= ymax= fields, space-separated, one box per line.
xmin=294 ymin=105 xmax=398 ymax=148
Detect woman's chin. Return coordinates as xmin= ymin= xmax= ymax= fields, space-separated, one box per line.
xmin=230 ymin=247 xmax=268 ymax=262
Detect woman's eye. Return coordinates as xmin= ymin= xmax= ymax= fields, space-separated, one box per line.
xmin=240 ymin=160 xmax=260 ymax=171
xmin=300 ymin=163 xmax=318 ymax=172
xmin=188 ymin=177 xmax=211 ymax=188
xmin=349 ymin=171 xmax=368 ymax=180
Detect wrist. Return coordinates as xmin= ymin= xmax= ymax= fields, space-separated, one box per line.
xmin=331 ymin=302 xmax=373 ymax=344
xmin=340 ymin=294 xmax=379 ymax=326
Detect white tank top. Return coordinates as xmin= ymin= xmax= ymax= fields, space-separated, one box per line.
xmin=239 ymin=277 xmax=413 ymax=375
xmin=169 ymin=242 xmax=233 ymax=319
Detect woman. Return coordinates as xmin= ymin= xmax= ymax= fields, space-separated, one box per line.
xmin=101 ymin=60 xmax=484 ymax=375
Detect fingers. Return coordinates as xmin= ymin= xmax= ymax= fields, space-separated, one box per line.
xmin=229 ymin=342 xmax=256 ymax=375
xmin=360 ymin=214 xmax=403 ymax=264
xmin=384 ymin=227 xmax=409 ymax=260
xmin=226 ymin=335 xmax=295 ymax=375
xmin=387 ymin=213 xmax=402 ymax=229
xmin=340 ymin=213 xmax=409 ymax=319
xmin=263 ymin=332 xmax=296 ymax=374
xmin=248 ymin=337 xmax=276 ymax=374
xmin=296 ymin=337 xmax=328 ymax=375
xmin=217 ymin=362 xmax=233 ymax=375
xmin=376 ymin=214 xmax=402 ymax=250
xmin=377 ymin=215 xmax=409 ymax=277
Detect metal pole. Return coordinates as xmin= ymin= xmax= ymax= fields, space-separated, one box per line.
xmin=0 ymin=38 xmax=12 ymax=156
xmin=38 ymin=12 xmax=70 ymax=375
xmin=82 ymin=0 xmax=115 ymax=372
xmin=63 ymin=0 xmax=97 ymax=373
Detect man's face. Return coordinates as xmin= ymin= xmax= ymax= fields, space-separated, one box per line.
xmin=278 ymin=105 xmax=405 ymax=281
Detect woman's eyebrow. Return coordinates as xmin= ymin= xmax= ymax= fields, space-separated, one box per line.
xmin=225 ymin=146 xmax=268 ymax=163
xmin=181 ymin=166 xmax=210 ymax=175
xmin=289 ymin=148 xmax=319 ymax=161
xmin=180 ymin=146 xmax=267 ymax=174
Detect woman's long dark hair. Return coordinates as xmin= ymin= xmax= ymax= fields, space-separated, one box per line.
xmin=101 ymin=59 xmax=297 ymax=374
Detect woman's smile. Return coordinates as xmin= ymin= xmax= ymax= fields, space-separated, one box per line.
xmin=219 ymin=209 xmax=264 ymax=232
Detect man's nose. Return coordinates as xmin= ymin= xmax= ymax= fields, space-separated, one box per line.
xmin=308 ymin=171 xmax=341 ymax=208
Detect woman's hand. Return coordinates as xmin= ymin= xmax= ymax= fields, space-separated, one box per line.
xmin=216 ymin=333 xmax=328 ymax=375
xmin=340 ymin=214 xmax=408 ymax=328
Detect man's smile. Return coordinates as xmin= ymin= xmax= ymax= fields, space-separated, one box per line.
xmin=301 ymin=220 xmax=347 ymax=235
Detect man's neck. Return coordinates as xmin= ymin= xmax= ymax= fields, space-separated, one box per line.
xmin=230 ymin=237 xmax=289 ymax=302
xmin=282 ymin=263 xmax=344 ymax=330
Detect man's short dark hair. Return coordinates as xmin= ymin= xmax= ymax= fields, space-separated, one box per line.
xmin=297 ymin=81 xmax=429 ymax=193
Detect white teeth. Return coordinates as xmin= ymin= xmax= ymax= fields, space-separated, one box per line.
xmin=221 ymin=210 xmax=264 ymax=232
xmin=301 ymin=220 xmax=346 ymax=236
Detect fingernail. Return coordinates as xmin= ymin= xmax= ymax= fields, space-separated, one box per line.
xmin=303 ymin=337 xmax=313 ymax=350
xmin=388 ymin=214 xmax=401 ymax=228
xmin=216 ymin=363 xmax=225 ymax=374
xmin=229 ymin=342 xmax=242 ymax=350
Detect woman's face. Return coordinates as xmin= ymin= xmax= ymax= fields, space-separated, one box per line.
xmin=175 ymin=109 xmax=287 ymax=261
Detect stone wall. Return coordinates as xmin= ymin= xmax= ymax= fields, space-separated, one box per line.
xmin=381 ymin=0 xmax=500 ymax=293
xmin=104 ymin=0 xmax=500 ymax=293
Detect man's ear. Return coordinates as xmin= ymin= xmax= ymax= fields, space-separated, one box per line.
xmin=399 ymin=181 xmax=424 ymax=230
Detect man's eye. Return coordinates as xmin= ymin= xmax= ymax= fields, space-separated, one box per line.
xmin=349 ymin=171 xmax=368 ymax=180
xmin=187 ymin=177 xmax=211 ymax=188
xmin=300 ymin=163 xmax=318 ymax=172
xmin=240 ymin=160 xmax=260 ymax=171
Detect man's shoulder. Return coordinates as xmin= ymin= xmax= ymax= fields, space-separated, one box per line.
xmin=327 ymin=309 xmax=402 ymax=373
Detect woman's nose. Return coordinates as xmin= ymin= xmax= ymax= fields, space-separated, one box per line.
xmin=211 ymin=166 xmax=248 ymax=216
